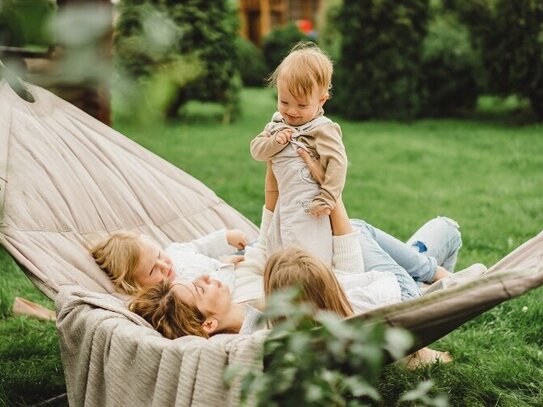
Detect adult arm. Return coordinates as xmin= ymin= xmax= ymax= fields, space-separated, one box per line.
xmin=298 ymin=148 xmax=364 ymax=272
xmin=265 ymin=161 xmax=278 ymax=212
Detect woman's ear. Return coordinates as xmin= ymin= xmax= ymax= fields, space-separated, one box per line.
xmin=201 ymin=317 xmax=219 ymax=335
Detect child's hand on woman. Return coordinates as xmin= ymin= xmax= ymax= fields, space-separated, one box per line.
xmin=222 ymin=255 xmax=245 ymax=265
xmin=226 ymin=229 xmax=247 ymax=249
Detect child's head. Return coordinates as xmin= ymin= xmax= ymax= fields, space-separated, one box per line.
xmin=129 ymin=279 xmax=209 ymax=339
xmin=90 ymin=231 xmax=174 ymax=295
xmin=269 ymin=42 xmax=333 ymax=126
xmin=263 ymin=247 xmax=353 ymax=318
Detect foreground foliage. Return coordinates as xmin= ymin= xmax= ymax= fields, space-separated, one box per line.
xmin=115 ymin=0 xmax=240 ymax=121
xmin=228 ymin=289 xmax=450 ymax=406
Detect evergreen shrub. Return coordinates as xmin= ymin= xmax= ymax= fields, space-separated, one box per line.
xmin=315 ymin=0 xmax=343 ymax=61
xmin=450 ymin=0 xmax=543 ymax=120
xmin=420 ymin=10 xmax=480 ymax=116
xmin=115 ymin=0 xmax=241 ymax=121
xmin=332 ymin=0 xmax=429 ymax=120
xmin=261 ymin=22 xmax=311 ymax=74
xmin=235 ymin=36 xmax=268 ymax=87
xmin=0 ymin=0 xmax=56 ymax=48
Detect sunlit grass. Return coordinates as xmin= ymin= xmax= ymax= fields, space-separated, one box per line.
xmin=1 ymin=87 xmax=541 ymax=405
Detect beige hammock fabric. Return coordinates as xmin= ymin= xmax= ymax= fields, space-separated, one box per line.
xmin=55 ymin=287 xmax=268 ymax=407
xmin=1 ymin=79 xmax=543 ymax=406
xmin=0 ymin=79 xmax=258 ymax=300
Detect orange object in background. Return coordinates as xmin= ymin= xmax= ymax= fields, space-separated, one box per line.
xmin=296 ymin=19 xmax=313 ymax=34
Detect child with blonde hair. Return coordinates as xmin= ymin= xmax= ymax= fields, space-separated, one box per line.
xmin=250 ymin=42 xmax=346 ymax=266
xmin=90 ymin=228 xmax=247 ymax=295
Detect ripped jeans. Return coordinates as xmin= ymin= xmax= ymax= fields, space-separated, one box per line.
xmin=351 ymin=217 xmax=462 ymax=301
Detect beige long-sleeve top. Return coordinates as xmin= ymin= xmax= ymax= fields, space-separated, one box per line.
xmin=250 ymin=111 xmax=348 ymax=212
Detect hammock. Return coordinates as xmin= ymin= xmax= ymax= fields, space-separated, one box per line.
xmin=1 ymin=79 xmax=542 ymax=407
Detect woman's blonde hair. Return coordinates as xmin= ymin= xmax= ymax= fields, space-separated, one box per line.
xmin=268 ymin=41 xmax=333 ymax=101
xmin=264 ymin=247 xmax=354 ymax=318
xmin=89 ymin=231 xmax=144 ymax=295
xmin=129 ymin=280 xmax=208 ymax=339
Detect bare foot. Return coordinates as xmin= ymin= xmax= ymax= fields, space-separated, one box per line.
xmin=12 ymin=297 xmax=56 ymax=321
xmin=431 ymin=266 xmax=451 ymax=282
xmin=403 ymin=347 xmax=452 ymax=370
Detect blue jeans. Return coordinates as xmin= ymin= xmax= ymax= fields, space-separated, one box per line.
xmin=351 ymin=217 xmax=462 ymax=301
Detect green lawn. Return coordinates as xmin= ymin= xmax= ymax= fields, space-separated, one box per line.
xmin=1 ymin=88 xmax=542 ymax=406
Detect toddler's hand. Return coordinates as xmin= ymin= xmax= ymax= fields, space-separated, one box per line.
xmin=226 ymin=229 xmax=247 ymax=249
xmin=223 ymin=255 xmax=245 ymax=265
xmin=275 ymin=129 xmax=292 ymax=145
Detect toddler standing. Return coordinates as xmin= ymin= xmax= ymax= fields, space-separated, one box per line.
xmin=250 ymin=42 xmax=347 ymax=266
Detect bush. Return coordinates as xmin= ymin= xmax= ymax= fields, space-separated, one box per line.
xmin=0 ymin=0 xmax=56 ymax=48
xmin=228 ymin=290 xmax=400 ymax=405
xmin=315 ymin=0 xmax=343 ymax=61
xmin=449 ymin=0 xmax=543 ymax=120
xmin=235 ymin=36 xmax=269 ymax=87
xmin=420 ymin=9 xmax=480 ymax=116
xmin=115 ymin=0 xmax=241 ymax=121
xmin=332 ymin=0 xmax=429 ymax=120
xmin=261 ymin=22 xmax=312 ymax=73
xmin=228 ymin=289 xmax=447 ymax=406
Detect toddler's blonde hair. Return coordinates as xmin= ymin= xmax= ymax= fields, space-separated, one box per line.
xmin=264 ymin=247 xmax=354 ymax=318
xmin=89 ymin=231 xmax=144 ymax=295
xmin=268 ymin=41 xmax=333 ymax=101
xmin=129 ymin=280 xmax=208 ymax=339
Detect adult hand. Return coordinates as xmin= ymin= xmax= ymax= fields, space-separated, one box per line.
xmin=226 ymin=229 xmax=247 ymax=249
xmin=297 ymin=148 xmax=325 ymax=184
xmin=309 ymin=205 xmax=332 ymax=219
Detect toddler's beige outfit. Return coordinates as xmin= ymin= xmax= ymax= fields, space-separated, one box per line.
xmin=250 ymin=110 xmax=347 ymax=265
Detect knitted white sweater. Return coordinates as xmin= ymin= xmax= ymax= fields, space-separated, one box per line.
xmin=233 ymin=207 xmax=402 ymax=313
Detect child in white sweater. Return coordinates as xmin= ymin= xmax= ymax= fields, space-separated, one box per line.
xmin=90 ymin=228 xmax=247 ymax=295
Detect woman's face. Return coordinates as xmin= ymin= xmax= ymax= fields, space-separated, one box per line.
xmin=171 ymin=275 xmax=232 ymax=319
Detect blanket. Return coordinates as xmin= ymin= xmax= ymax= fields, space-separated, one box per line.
xmin=56 ymin=287 xmax=268 ymax=407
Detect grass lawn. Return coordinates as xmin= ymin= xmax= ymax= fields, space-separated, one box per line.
xmin=1 ymin=87 xmax=542 ymax=406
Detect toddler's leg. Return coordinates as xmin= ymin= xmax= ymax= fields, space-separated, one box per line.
xmin=351 ymin=220 xmax=420 ymax=301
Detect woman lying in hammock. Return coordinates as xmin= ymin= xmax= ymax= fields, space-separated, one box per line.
xmin=90 ymin=150 xmax=464 ymax=306
xmin=128 ymin=195 xmax=452 ymax=365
